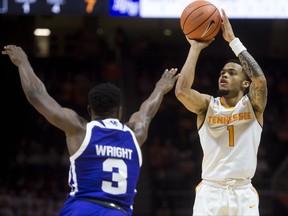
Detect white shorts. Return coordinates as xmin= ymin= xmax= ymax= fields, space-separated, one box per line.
xmin=192 ymin=180 xmax=259 ymax=216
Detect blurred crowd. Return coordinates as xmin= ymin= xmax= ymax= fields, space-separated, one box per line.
xmin=1 ymin=26 xmax=288 ymax=216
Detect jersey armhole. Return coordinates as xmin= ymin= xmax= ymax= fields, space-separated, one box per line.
xmin=198 ymin=96 xmax=212 ymax=131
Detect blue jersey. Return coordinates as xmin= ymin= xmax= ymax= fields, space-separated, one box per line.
xmin=60 ymin=118 xmax=142 ymax=216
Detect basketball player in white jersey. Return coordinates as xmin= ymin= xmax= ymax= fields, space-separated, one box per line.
xmin=175 ymin=9 xmax=267 ymax=216
xmin=2 ymin=45 xmax=179 ymax=216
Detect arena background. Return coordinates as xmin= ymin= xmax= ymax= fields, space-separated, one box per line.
xmin=0 ymin=1 xmax=288 ymax=215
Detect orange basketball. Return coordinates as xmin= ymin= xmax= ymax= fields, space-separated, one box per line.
xmin=180 ymin=0 xmax=221 ymax=41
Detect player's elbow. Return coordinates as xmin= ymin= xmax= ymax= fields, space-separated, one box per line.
xmin=175 ymin=87 xmax=187 ymax=102
xmin=259 ymin=75 xmax=267 ymax=87
xmin=252 ymin=74 xmax=267 ymax=87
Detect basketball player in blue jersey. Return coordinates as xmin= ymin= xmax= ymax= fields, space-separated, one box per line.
xmin=2 ymin=45 xmax=179 ymax=216
xmin=175 ymin=9 xmax=267 ymax=216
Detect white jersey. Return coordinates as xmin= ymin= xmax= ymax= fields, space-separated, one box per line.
xmin=198 ymin=95 xmax=262 ymax=181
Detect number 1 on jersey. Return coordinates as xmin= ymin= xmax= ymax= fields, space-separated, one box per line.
xmin=227 ymin=125 xmax=235 ymax=146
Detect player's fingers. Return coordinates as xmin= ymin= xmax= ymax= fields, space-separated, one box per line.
xmin=4 ymin=45 xmax=12 ymax=49
xmin=221 ymin=9 xmax=228 ymax=23
xmin=3 ymin=45 xmax=11 ymax=53
xmin=162 ymin=68 xmax=178 ymax=83
xmin=173 ymin=73 xmax=181 ymax=82
xmin=169 ymin=68 xmax=178 ymax=74
xmin=166 ymin=68 xmax=178 ymax=78
xmin=166 ymin=69 xmax=180 ymax=83
xmin=4 ymin=45 xmax=18 ymax=51
xmin=2 ymin=46 xmax=11 ymax=54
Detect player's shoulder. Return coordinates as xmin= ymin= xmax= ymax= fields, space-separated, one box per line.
xmin=209 ymin=95 xmax=220 ymax=105
xmin=200 ymin=93 xmax=213 ymax=105
xmin=239 ymin=94 xmax=251 ymax=106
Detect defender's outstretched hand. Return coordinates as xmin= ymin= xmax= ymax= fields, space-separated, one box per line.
xmin=156 ymin=68 xmax=180 ymax=94
xmin=2 ymin=45 xmax=28 ymax=67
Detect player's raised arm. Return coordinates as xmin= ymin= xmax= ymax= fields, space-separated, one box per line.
xmin=127 ymin=68 xmax=179 ymax=146
xmin=221 ymin=9 xmax=268 ymax=125
xmin=2 ymin=45 xmax=85 ymax=134
xmin=175 ymin=38 xmax=212 ymax=127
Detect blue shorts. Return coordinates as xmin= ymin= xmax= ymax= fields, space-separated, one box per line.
xmin=58 ymin=197 xmax=130 ymax=216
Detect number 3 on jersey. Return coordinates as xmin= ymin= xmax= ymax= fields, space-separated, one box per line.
xmin=102 ymin=158 xmax=127 ymax=194
xmin=227 ymin=125 xmax=235 ymax=147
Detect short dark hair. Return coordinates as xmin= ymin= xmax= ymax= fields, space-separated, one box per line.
xmin=226 ymin=59 xmax=251 ymax=83
xmin=88 ymin=83 xmax=122 ymax=115
xmin=226 ymin=58 xmax=241 ymax=66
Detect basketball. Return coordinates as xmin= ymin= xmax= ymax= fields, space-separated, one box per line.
xmin=180 ymin=0 xmax=221 ymax=41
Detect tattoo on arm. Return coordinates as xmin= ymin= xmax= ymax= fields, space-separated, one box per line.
xmin=238 ymin=51 xmax=267 ymax=112
xmin=238 ymin=51 xmax=264 ymax=78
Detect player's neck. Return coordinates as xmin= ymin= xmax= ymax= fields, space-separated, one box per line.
xmin=220 ymin=95 xmax=242 ymax=108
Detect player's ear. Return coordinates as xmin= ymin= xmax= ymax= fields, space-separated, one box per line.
xmin=242 ymin=80 xmax=250 ymax=88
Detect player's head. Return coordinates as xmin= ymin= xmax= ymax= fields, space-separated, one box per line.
xmin=217 ymin=59 xmax=251 ymax=97
xmin=88 ymin=83 xmax=122 ymax=120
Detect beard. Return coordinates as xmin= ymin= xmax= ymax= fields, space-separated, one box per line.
xmin=217 ymin=89 xmax=229 ymax=96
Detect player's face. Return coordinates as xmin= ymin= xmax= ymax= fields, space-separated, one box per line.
xmin=218 ymin=62 xmax=244 ymax=96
